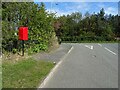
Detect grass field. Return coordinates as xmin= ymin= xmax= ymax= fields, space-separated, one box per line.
xmin=2 ymin=58 xmax=54 ymax=88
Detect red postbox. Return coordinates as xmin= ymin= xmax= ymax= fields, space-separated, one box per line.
xmin=19 ymin=27 xmax=28 ymax=40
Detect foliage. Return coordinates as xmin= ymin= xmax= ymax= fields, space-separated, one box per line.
xmin=56 ymin=9 xmax=120 ymax=42
xmin=2 ymin=58 xmax=54 ymax=88
xmin=2 ymin=2 xmax=120 ymax=55
xmin=2 ymin=2 xmax=58 ymax=54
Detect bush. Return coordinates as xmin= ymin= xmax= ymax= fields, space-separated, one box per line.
xmin=12 ymin=48 xmax=17 ymax=54
xmin=2 ymin=2 xmax=58 ymax=55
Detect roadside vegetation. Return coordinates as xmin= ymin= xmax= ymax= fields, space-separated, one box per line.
xmin=1 ymin=2 xmax=120 ymax=88
xmin=2 ymin=2 xmax=58 ymax=55
xmin=2 ymin=2 xmax=57 ymax=88
xmin=2 ymin=2 xmax=120 ymax=56
xmin=55 ymin=9 xmax=120 ymax=43
xmin=2 ymin=58 xmax=54 ymax=88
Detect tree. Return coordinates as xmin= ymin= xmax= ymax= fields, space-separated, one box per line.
xmin=56 ymin=8 xmax=119 ymax=42
xmin=2 ymin=2 xmax=58 ymax=54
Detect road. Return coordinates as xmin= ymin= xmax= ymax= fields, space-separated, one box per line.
xmin=40 ymin=43 xmax=118 ymax=88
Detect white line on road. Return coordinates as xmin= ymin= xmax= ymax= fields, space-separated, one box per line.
xmin=104 ymin=47 xmax=117 ymax=55
xmin=68 ymin=46 xmax=74 ymax=54
xmin=85 ymin=45 xmax=93 ymax=50
xmin=0 ymin=55 xmax=2 ymax=59
xmin=39 ymin=46 xmax=74 ymax=88
xmin=98 ymin=43 xmax=102 ymax=47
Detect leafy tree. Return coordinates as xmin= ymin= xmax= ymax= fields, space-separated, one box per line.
xmin=56 ymin=8 xmax=120 ymax=42
xmin=2 ymin=2 xmax=58 ymax=54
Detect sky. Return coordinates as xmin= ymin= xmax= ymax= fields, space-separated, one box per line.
xmin=35 ymin=1 xmax=119 ymax=17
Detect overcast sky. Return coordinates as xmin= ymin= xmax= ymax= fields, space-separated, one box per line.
xmin=35 ymin=2 xmax=119 ymax=16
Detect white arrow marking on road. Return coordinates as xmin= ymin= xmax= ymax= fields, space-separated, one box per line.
xmin=85 ymin=45 xmax=93 ymax=50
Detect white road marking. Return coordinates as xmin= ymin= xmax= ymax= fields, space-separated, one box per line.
xmin=104 ymin=47 xmax=117 ymax=55
xmin=68 ymin=46 xmax=74 ymax=54
xmin=98 ymin=43 xmax=102 ymax=47
xmin=0 ymin=56 xmax=1 ymax=58
xmin=39 ymin=46 xmax=74 ymax=88
xmin=85 ymin=45 xmax=93 ymax=50
xmin=39 ymin=60 xmax=63 ymax=88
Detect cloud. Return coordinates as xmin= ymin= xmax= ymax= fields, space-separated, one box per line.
xmin=46 ymin=2 xmax=89 ymax=16
xmin=34 ymin=0 xmax=119 ymax=2
xmin=98 ymin=3 xmax=105 ymax=8
xmin=105 ymin=7 xmax=118 ymax=15
xmin=66 ymin=2 xmax=90 ymax=12
xmin=47 ymin=8 xmax=73 ymax=16
xmin=46 ymin=2 xmax=118 ymax=16
xmin=97 ymin=3 xmax=118 ymax=15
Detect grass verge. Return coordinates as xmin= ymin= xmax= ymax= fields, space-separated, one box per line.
xmin=2 ymin=58 xmax=54 ymax=88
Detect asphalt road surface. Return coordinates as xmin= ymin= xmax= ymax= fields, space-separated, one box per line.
xmin=41 ymin=43 xmax=118 ymax=88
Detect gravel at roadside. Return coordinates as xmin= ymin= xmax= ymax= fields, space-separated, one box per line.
xmin=32 ymin=43 xmax=72 ymax=63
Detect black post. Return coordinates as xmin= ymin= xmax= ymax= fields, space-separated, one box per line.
xmin=22 ymin=40 xmax=24 ymax=56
